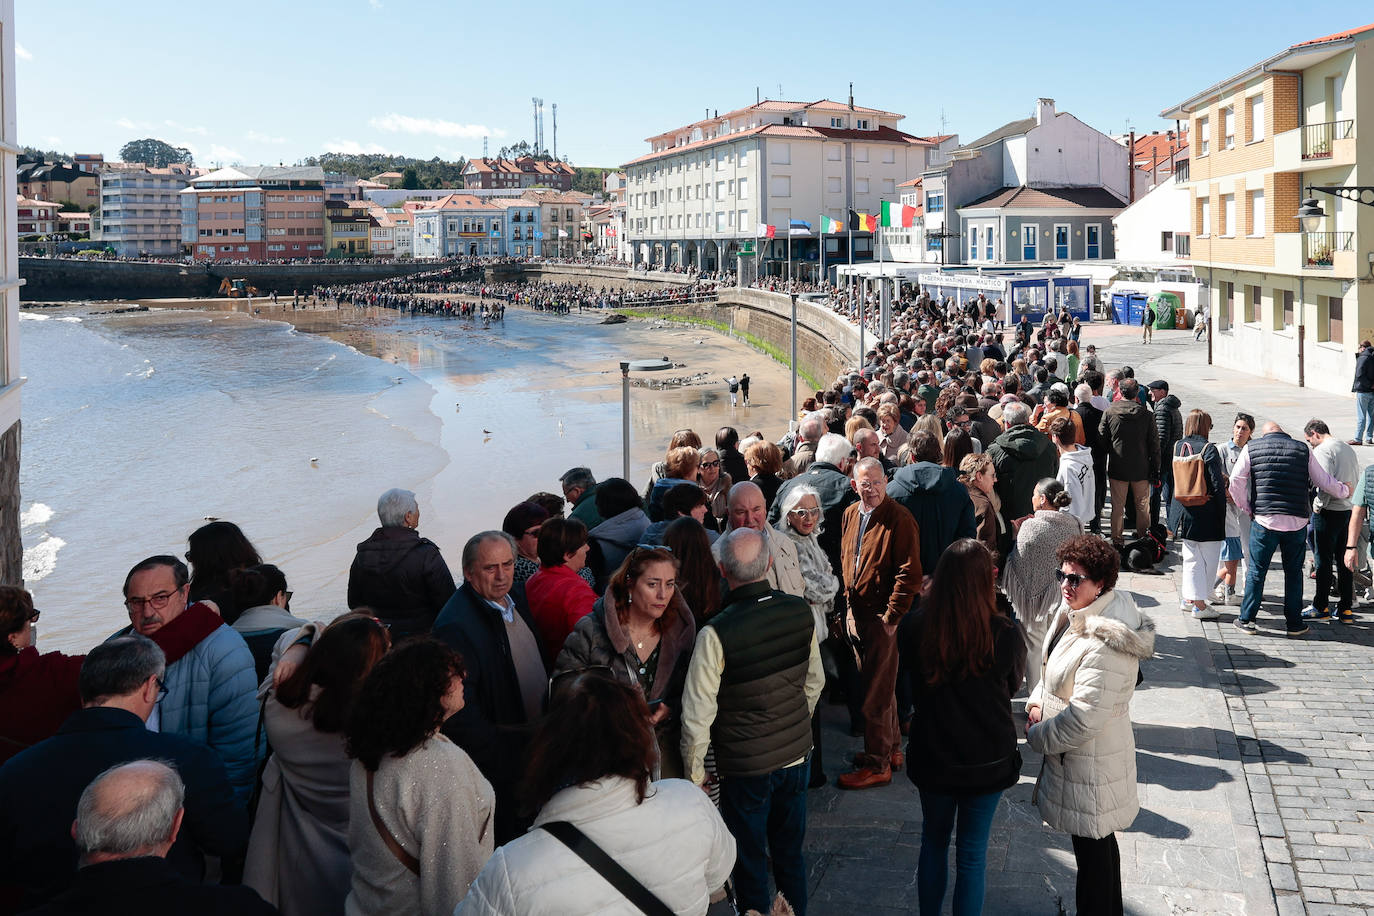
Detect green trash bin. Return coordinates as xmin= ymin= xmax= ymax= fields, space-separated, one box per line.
xmin=1149 ymin=292 xmax=1179 ymax=329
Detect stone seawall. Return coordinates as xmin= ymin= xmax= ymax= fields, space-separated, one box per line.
xmin=518 ymin=265 xmax=860 ymax=388
xmin=18 ymin=257 xmax=466 ymax=302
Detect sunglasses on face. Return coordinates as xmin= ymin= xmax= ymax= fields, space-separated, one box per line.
xmin=700 ymin=460 xmax=720 ymax=469
xmin=1054 ymin=569 xmax=1088 ymax=590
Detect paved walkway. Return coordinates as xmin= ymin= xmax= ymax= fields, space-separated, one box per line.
xmin=801 ymin=327 xmax=1372 ymax=915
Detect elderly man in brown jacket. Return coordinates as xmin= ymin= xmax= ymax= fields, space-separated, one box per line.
xmin=838 ymin=457 xmax=922 ymax=790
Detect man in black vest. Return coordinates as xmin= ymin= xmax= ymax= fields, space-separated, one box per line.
xmin=680 ymin=527 xmax=823 ymax=916
xmin=1228 ymin=422 xmax=1350 ymax=636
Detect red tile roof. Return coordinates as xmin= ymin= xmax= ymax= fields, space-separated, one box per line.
xmin=1291 ymin=22 xmax=1374 ymax=48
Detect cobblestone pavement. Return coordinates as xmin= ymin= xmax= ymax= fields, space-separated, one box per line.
xmin=799 ymin=327 xmax=1372 ymax=915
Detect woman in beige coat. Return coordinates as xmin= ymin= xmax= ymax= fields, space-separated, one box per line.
xmin=344 ymin=638 xmax=495 ymax=916
xmin=1026 ymin=535 xmax=1155 ymax=916
xmin=244 ymin=614 xmax=391 ymax=916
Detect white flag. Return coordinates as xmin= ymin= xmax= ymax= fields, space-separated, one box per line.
xmin=558 ymin=229 xmax=569 ymax=238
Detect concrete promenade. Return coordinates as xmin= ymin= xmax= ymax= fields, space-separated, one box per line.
xmin=803 ymin=325 xmax=1374 ymax=915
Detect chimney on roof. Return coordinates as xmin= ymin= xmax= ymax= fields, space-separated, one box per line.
xmin=1035 ymin=98 xmax=1056 ymax=125
xmin=849 ymin=82 xmax=854 ymax=111
xmin=714 ymin=110 xmax=718 ymax=118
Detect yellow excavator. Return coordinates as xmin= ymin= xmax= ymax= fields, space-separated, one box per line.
xmin=217 ymin=278 xmax=260 ymax=298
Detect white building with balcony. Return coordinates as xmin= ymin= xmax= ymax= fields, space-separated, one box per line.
xmin=94 ymin=164 xmax=198 ymax=257
xmin=622 ymin=98 xmax=952 ymax=278
xmin=1162 ymin=22 xmax=1373 ymax=394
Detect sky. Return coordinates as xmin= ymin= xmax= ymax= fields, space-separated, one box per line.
xmin=16 ymin=1 xmax=1374 ymax=170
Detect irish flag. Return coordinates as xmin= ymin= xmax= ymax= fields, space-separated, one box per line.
xmin=881 ymin=200 xmax=917 ymax=228
xmin=819 ymin=214 xmax=843 ymax=234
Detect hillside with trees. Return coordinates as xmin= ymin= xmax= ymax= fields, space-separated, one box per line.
xmin=302 ymin=153 xmax=467 ymax=188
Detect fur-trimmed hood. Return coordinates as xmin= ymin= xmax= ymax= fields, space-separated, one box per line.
xmin=1066 ymin=589 xmax=1155 ymax=660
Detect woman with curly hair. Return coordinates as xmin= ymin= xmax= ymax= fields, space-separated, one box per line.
xmin=245 ymin=614 xmax=391 ymax=915
xmin=1027 ymin=536 xmax=1155 ymax=916
xmin=456 ymin=670 xmax=735 ymax=915
xmin=345 ymin=639 xmax=494 ymax=916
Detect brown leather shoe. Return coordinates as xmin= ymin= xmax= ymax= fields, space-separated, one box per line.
xmin=852 ymin=750 xmax=904 ymax=770
xmin=890 ymin=750 xmax=904 ymax=771
xmin=837 ymin=765 xmax=892 ymax=790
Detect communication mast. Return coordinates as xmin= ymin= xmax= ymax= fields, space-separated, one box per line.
xmin=531 ymin=97 xmax=542 ymax=155
xmin=552 ymin=103 xmax=558 ymax=161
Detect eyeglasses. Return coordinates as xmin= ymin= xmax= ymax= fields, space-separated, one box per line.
xmin=124 ymin=589 xmax=180 ymax=613
xmin=154 ymin=677 xmax=169 ymax=702
xmin=788 ymin=507 xmax=821 ymax=518
xmin=1053 ymin=569 xmax=1088 ymax=590
xmin=699 ymin=460 xmax=720 ymax=469
xmin=26 ymin=608 xmax=39 ymax=624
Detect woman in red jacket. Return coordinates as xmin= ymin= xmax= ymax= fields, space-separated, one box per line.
xmin=525 ymin=518 xmax=597 ymax=668
xmin=0 ymin=586 xmax=83 ymax=764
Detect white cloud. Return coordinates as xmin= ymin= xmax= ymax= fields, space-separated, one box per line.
xmin=246 ymin=130 xmax=287 ymax=145
xmin=369 ymin=113 xmax=504 ymax=140
xmin=368 ymin=0 xmax=383 ymax=8
xmin=44 ymin=136 xmax=62 ymax=147
xmin=15 ymin=44 xmax=31 ymax=61
xmin=164 ymin=120 xmax=208 ymax=136
xmin=115 ymin=117 xmax=142 ymax=131
xmin=324 ymin=139 xmax=395 ymax=156
xmin=208 ymin=144 xmax=244 ymax=163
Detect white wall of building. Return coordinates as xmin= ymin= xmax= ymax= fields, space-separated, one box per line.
xmin=1022 ymin=105 xmax=1131 ymax=200
xmin=1113 ymin=177 xmax=1191 ymax=262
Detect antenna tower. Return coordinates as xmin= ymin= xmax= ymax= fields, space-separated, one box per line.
xmin=532 ymin=97 xmax=542 ymax=155
xmin=552 ymin=103 xmax=558 ymax=161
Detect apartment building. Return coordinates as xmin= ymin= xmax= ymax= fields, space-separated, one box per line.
xmin=1161 ymin=23 xmax=1373 ymax=395
xmin=489 ymin=198 xmax=542 ymax=257
xmin=522 ymin=188 xmax=585 ymax=258
xmin=412 ymin=194 xmax=504 ymax=258
xmin=622 ymin=98 xmax=950 ymax=276
xmin=324 ymin=200 xmax=371 ymax=256
xmin=462 ymin=157 xmax=575 ymax=191
xmin=181 ymin=166 xmax=327 ymax=260
xmin=15 ymin=197 xmax=57 ymax=236
xmin=389 ymin=207 xmax=414 ymax=258
xmin=95 ymin=163 xmax=198 ymax=257
xmin=16 ymin=158 xmax=98 ymax=208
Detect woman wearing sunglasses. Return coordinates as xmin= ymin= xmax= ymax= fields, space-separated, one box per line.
xmin=0 ymin=585 xmax=82 ymax=765
xmin=1026 ymin=535 xmax=1155 ymax=916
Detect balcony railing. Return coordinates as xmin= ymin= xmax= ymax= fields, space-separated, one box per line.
xmin=1175 ymin=233 xmax=1191 ymax=257
xmin=1171 ymin=160 xmax=1190 ymax=183
xmin=1302 ymin=120 xmax=1355 ymax=160
xmin=1303 ymin=231 xmax=1353 ymax=268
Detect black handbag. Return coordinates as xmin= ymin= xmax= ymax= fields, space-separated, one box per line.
xmin=541 ymin=820 xmax=675 ymax=916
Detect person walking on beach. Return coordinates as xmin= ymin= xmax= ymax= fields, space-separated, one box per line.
xmin=740 ymin=373 xmax=751 ymax=406
xmin=725 ymin=375 xmax=740 ymax=408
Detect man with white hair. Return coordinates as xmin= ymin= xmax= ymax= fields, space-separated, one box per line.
xmin=727 ymin=482 xmax=805 ymax=598
xmin=347 ymin=487 xmax=456 ymax=636
xmin=27 ymin=760 xmax=275 ymax=914
xmin=838 ymin=458 xmax=921 ymax=790
xmin=783 ymin=413 xmax=826 ymax=477
xmin=680 ymin=527 xmax=823 ymax=916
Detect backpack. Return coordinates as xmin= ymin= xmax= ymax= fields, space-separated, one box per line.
xmin=1173 ymin=441 xmax=1211 ymax=506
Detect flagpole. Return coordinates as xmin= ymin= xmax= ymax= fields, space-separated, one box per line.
xmin=849 ymin=217 xmax=861 ymax=368
xmin=819 ymin=219 xmax=826 ymax=291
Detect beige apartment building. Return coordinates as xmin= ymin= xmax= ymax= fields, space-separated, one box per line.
xmin=1162 ymin=23 xmax=1374 ymax=395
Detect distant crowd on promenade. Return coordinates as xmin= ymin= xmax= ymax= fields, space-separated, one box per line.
xmin=3 ymin=290 xmax=1372 ymax=916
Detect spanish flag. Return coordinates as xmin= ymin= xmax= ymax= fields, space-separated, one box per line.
xmin=848 ymin=209 xmax=876 ymax=232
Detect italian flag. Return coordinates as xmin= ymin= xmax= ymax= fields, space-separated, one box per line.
xmin=819 ymin=214 xmax=843 ymax=234
xmin=881 ymin=200 xmax=917 ymax=228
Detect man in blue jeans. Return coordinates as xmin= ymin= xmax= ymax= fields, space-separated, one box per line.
xmin=1351 ymin=339 xmax=1374 ymax=446
xmin=1228 ymin=421 xmax=1351 ymax=636
xmin=680 ymin=528 xmax=824 ymax=915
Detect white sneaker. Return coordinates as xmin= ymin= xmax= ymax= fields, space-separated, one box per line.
xmin=1213 ymin=583 xmax=1227 ymax=602
xmin=1192 ymin=606 xmax=1221 ymax=620
xmin=1180 ymin=600 xmax=1194 ymax=612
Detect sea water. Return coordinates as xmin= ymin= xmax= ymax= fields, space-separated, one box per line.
xmin=20 ymin=303 xmax=764 ymax=652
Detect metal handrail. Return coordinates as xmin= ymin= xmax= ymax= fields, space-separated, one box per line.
xmin=1303 ymin=231 xmax=1354 ymax=268
xmin=1302 ymin=120 xmax=1355 ymax=160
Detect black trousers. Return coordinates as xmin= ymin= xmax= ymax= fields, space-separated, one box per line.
xmin=1071 ymin=833 xmax=1123 ymax=916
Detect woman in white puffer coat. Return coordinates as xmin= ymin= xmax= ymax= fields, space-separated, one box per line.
xmin=456 ymin=669 xmax=735 ymax=916
xmin=1026 ymin=535 xmax=1155 ymax=916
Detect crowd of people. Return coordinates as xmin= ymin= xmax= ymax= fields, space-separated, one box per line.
xmin=2 ymin=302 xmax=1368 ymax=916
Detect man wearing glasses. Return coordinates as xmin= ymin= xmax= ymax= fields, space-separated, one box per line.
xmin=119 ymin=556 xmax=260 ymax=805
xmin=0 ymin=636 xmax=246 ymax=908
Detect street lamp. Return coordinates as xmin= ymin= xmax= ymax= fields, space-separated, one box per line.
xmin=621 ymin=357 xmax=673 ymax=479
xmin=1296 ymin=184 xmax=1374 ymax=231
